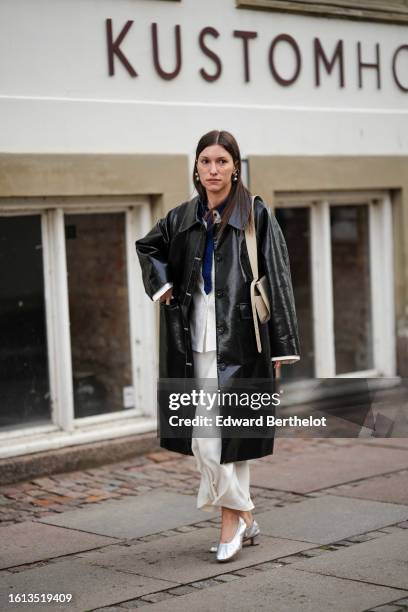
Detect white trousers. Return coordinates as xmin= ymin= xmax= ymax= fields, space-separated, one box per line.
xmin=191 ymin=349 xmax=255 ymax=513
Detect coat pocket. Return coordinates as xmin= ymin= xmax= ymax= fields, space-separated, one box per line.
xmin=160 ymin=300 xmax=186 ymax=354
xmin=238 ymin=302 xmax=253 ymax=320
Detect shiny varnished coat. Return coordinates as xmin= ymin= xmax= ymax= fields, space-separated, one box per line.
xmin=135 ymin=194 xmax=300 ymax=463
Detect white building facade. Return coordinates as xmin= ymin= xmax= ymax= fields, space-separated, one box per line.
xmin=1 ymin=0 xmax=408 ymax=459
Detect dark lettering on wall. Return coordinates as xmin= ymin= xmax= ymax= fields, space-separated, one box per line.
xmin=199 ymin=27 xmax=222 ymax=82
xmin=358 ymin=42 xmax=381 ymax=89
xmin=233 ymin=30 xmax=258 ymax=82
xmin=104 ymin=19 xmax=406 ymax=94
xmin=392 ymin=45 xmax=408 ymax=92
xmin=314 ymin=39 xmax=345 ymax=87
xmin=269 ymin=34 xmax=301 ymax=86
xmin=106 ymin=18 xmax=137 ymax=77
xmin=152 ymin=23 xmax=182 ymax=80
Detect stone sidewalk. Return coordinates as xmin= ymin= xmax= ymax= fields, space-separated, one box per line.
xmin=1 ymin=436 xmax=408 ymax=611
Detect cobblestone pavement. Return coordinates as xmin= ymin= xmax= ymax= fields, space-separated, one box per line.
xmin=1 ymin=437 xmax=408 ymax=611
xmin=0 ymin=438 xmax=355 ymax=526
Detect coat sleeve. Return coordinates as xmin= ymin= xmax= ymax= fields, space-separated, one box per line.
xmin=259 ymin=205 xmax=301 ymax=362
xmin=135 ymin=213 xmax=173 ymax=301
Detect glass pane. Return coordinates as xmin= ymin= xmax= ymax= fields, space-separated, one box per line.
xmin=330 ymin=205 xmax=373 ymax=374
xmin=65 ymin=213 xmax=133 ymax=418
xmin=0 ymin=215 xmax=51 ymax=430
xmin=275 ymin=207 xmax=314 ymax=380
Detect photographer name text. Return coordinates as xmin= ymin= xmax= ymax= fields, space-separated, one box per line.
xmin=168 ymin=415 xmax=327 ymax=427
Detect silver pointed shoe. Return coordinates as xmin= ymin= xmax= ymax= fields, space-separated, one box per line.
xmin=243 ymin=519 xmax=260 ymax=545
xmin=216 ymin=517 xmax=246 ymax=562
xmin=210 ymin=519 xmax=260 ymax=552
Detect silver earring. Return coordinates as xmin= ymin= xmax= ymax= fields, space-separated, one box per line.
xmin=195 ymin=172 xmax=199 ymax=181
xmin=232 ymin=173 xmax=238 ymax=182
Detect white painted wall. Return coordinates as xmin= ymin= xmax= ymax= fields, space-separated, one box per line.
xmin=1 ymin=0 xmax=407 ymax=177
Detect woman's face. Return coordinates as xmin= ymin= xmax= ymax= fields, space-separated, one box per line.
xmin=196 ymin=144 xmax=237 ymax=197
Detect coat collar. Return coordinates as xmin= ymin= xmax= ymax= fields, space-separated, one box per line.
xmin=179 ymin=194 xmax=251 ymax=232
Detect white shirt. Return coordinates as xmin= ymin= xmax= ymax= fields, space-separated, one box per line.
xmin=189 ymin=252 xmax=217 ymax=352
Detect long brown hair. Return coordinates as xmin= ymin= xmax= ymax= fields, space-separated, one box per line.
xmin=193 ymin=130 xmax=254 ymax=239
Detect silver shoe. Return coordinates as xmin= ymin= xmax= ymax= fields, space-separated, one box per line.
xmin=210 ymin=519 xmax=260 ymax=553
xmin=216 ymin=517 xmax=246 ymax=562
xmin=244 ymin=519 xmax=260 ymax=545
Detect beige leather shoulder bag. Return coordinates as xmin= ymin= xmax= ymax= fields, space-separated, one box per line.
xmin=244 ymin=195 xmax=271 ymax=353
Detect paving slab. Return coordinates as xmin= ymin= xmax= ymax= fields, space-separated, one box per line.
xmin=360 ymin=439 xmax=408 ymax=450
xmin=145 ymin=566 xmax=407 ymax=612
xmin=334 ymin=471 xmax=408 ymax=505
xmin=0 ymin=558 xmax=178 ymax=612
xmin=256 ymin=495 xmax=408 ymax=544
xmin=250 ymin=444 xmax=408 ymax=493
xmin=0 ymin=521 xmax=117 ymax=570
xmin=37 ymin=489 xmax=216 ymax=539
xmin=77 ymin=527 xmax=315 ymax=584
xmin=292 ymin=530 xmax=408 ymax=590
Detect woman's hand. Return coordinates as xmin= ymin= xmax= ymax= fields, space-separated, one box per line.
xmin=159 ymin=287 xmax=173 ymax=305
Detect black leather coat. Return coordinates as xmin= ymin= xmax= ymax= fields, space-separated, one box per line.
xmin=135 ymin=194 xmax=300 ymax=462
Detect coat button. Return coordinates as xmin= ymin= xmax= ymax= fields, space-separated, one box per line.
xmin=217 ymin=325 xmax=225 ymax=334
xmin=216 ymin=254 xmax=222 ymax=262
xmin=216 ymin=289 xmax=224 ymax=298
xmin=218 ymin=363 xmax=226 ymax=371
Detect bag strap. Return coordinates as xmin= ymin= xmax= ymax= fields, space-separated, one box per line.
xmin=245 ymin=195 xmax=263 ymax=353
xmin=244 ymin=195 xmax=259 ymax=281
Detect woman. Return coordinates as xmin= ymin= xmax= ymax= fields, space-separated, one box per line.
xmin=136 ymin=130 xmax=300 ymax=562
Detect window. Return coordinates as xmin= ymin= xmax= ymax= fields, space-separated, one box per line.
xmin=274 ymin=190 xmax=395 ymax=379
xmin=0 ymin=215 xmax=51 ymax=430
xmin=0 ymin=196 xmax=156 ymax=434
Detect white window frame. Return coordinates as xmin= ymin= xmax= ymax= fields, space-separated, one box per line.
xmin=273 ymin=189 xmax=396 ymax=379
xmin=0 ymin=196 xmax=158 ymax=457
